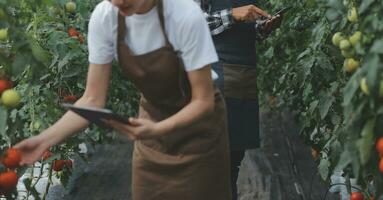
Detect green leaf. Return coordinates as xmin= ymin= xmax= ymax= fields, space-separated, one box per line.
xmin=343 ymin=75 xmax=360 ymax=106
xmin=0 ymin=106 xmax=7 ymax=136
xmin=264 ymin=47 xmax=274 ymax=59
xmin=359 ymin=0 xmax=376 ymax=14
xmin=317 ymin=51 xmax=334 ymax=70
xmin=370 ymin=39 xmax=383 ymax=54
xmin=365 ymin=54 xmax=381 ymax=96
xmin=318 ymin=158 xmax=331 ymax=180
xmin=29 ymin=39 xmax=51 ymax=64
xmin=308 ymin=100 xmax=319 ymax=115
xmin=358 ymin=119 xmax=375 ymax=166
xmin=335 ymin=149 xmax=352 ymax=171
xmin=12 ymin=52 xmax=33 ymax=77
xmin=319 ymin=94 xmax=335 ymax=120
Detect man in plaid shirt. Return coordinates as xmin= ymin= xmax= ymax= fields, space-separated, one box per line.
xmin=195 ymin=0 xmax=280 ymax=37
xmin=194 ymin=0 xmax=282 ymax=200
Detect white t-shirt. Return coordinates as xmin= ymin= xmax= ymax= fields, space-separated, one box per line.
xmin=88 ymin=0 xmax=218 ymax=79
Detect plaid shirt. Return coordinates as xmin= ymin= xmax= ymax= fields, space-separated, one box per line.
xmin=194 ymin=0 xmax=234 ymax=35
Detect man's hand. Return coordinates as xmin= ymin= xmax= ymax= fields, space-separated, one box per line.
xmin=232 ymin=5 xmax=270 ymax=23
xmin=260 ymin=14 xmax=283 ymax=35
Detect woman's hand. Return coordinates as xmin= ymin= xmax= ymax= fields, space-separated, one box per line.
xmin=105 ymin=118 xmax=164 ymax=140
xmin=14 ymin=135 xmax=50 ymax=166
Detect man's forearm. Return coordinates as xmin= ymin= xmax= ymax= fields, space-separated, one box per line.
xmin=194 ymin=0 xmax=234 ymax=35
xmin=204 ymin=9 xmax=234 ymax=35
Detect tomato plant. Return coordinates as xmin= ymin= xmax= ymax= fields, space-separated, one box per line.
xmin=0 ymin=0 xmax=139 ymax=199
xmin=256 ymin=0 xmax=383 ymax=198
xmin=1 ymin=0 xmax=381 ymax=199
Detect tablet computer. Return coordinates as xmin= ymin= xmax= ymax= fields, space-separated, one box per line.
xmin=62 ymin=103 xmax=130 ymax=129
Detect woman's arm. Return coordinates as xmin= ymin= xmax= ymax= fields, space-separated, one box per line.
xmin=15 ymin=63 xmax=112 ymax=165
xmin=105 ymin=65 xmax=215 ymax=140
xmin=155 ymin=65 xmax=215 ymax=135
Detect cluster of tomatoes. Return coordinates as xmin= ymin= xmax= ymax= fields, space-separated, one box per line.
xmin=0 ymin=148 xmax=73 ymax=197
xmin=331 ymin=6 xmax=361 ymax=74
xmin=0 ymin=79 xmax=21 ymax=109
xmin=332 ymin=6 xmax=383 ymax=98
xmin=42 ymin=151 xmax=73 ymax=172
xmin=0 ymin=148 xmax=21 ymax=196
xmin=68 ymin=27 xmax=85 ymax=44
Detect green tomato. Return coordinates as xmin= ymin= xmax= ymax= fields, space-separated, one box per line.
xmin=0 ymin=29 xmax=8 ymax=41
xmin=339 ymin=39 xmax=351 ymax=50
xmin=66 ymin=2 xmax=76 ymax=13
xmin=347 ymin=7 xmax=358 ymax=23
xmin=341 ymin=49 xmax=355 ymax=58
xmin=1 ymin=89 xmax=21 ymax=108
xmin=360 ymin=78 xmax=369 ymax=95
xmin=332 ymin=32 xmax=344 ymax=46
xmin=349 ymin=31 xmax=362 ymax=46
xmin=344 ymin=58 xmax=359 ymax=73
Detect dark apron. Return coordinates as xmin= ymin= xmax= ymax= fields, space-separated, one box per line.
xmin=116 ymin=0 xmax=231 ymax=199
xmin=210 ymin=0 xmax=260 ymax=151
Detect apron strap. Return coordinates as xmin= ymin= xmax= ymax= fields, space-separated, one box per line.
xmin=156 ymin=0 xmax=172 ymax=48
xmin=116 ymin=0 xmax=173 ymax=52
xmin=117 ymin=14 xmax=126 ymax=43
xmin=117 ymin=13 xmax=135 ymax=55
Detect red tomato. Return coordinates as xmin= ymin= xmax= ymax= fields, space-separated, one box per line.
xmin=0 ymin=171 xmax=18 ymax=192
xmin=376 ymin=137 xmax=383 ymax=156
xmin=68 ymin=28 xmax=79 ymax=37
xmin=63 ymin=95 xmax=77 ymax=103
xmin=52 ymin=160 xmax=65 ymax=171
xmin=2 ymin=148 xmax=21 ymax=169
xmin=379 ymin=159 xmax=383 ymax=173
xmin=42 ymin=151 xmax=53 ymax=161
xmin=350 ymin=192 xmax=364 ymax=200
xmin=0 ymin=79 xmax=12 ymax=95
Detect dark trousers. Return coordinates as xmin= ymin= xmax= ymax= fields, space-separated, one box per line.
xmin=231 ymin=150 xmax=245 ymax=200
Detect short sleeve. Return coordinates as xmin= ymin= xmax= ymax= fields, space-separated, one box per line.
xmin=88 ymin=2 xmax=117 ymax=65
xmin=176 ymin=8 xmax=218 ymax=71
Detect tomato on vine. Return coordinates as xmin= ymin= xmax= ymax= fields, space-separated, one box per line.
xmin=42 ymin=151 xmax=53 ymax=161
xmin=376 ymin=138 xmax=383 ymax=156
xmin=66 ymin=1 xmax=76 ymax=13
xmin=1 ymin=89 xmax=21 ymax=109
xmin=0 ymin=171 xmax=18 ymax=193
xmin=344 ymin=58 xmax=359 ymax=73
xmin=63 ymin=95 xmax=77 ymax=103
xmin=0 ymin=79 xmax=12 ymax=95
xmin=347 ymin=7 xmax=358 ymax=23
xmin=1 ymin=148 xmax=21 ymax=169
xmin=52 ymin=159 xmax=72 ymax=171
xmin=68 ymin=28 xmax=79 ymax=37
xmin=350 ymin=192 xmax=364 ymax=200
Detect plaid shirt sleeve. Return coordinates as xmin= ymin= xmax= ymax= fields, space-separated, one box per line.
xmin=194 ymin=0 xmax=235 ymax=35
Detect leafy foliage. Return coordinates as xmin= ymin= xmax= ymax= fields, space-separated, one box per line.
xmin=257 ymin=0 xmax=383 ymax=198
xmin=0 ymin=0 xmax=139 ymax=198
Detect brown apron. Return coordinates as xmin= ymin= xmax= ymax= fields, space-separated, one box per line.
xmin=116 ymin=1 xmax=231 ymax=199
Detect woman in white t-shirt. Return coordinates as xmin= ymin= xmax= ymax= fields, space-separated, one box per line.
xmin=15 ymin=0 xmax=232 ymax=199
